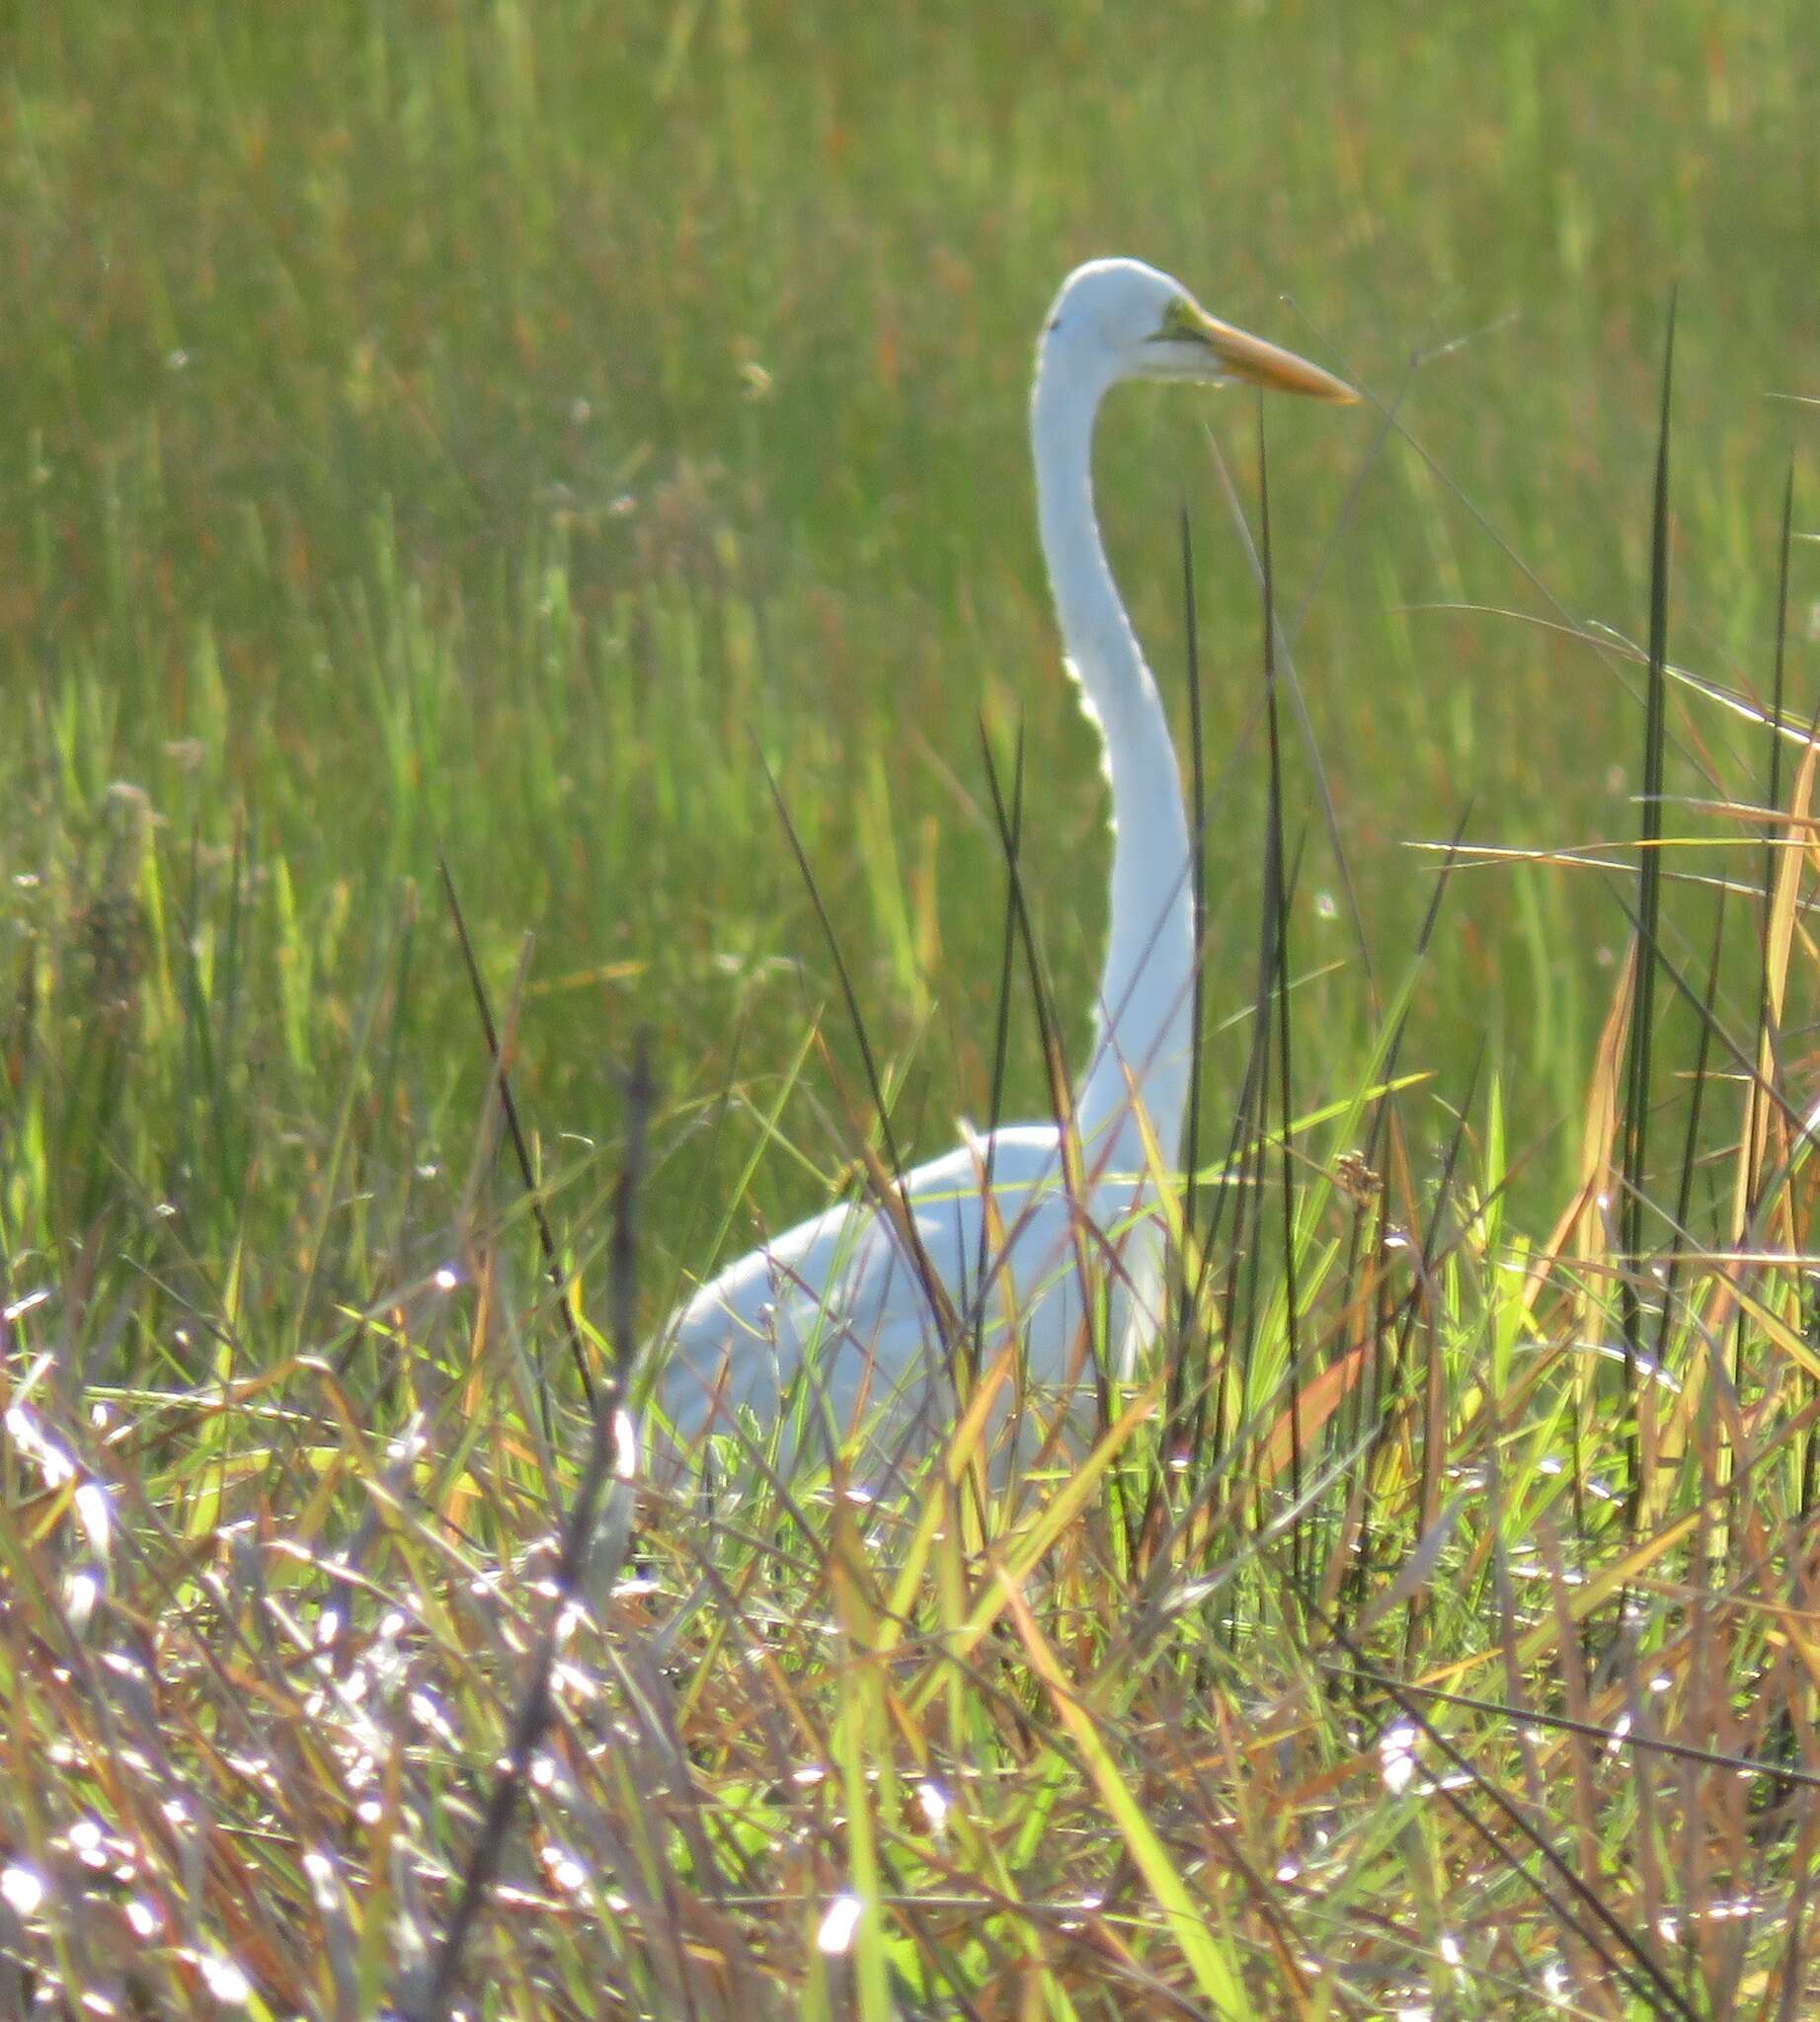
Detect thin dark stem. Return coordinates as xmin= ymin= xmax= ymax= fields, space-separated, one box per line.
xmin=439 ymin=857 xmax=600 ymax=1421
xmin=413 ymin=1040 xmax=652 ymax=2021
xmin=1176 ymin=502 xmax=1209 ymax=1384
xmin=1255 ymin=407 xmax=1305 ymax=1602
xmin=1619 ymin=289 xmax=1676 ymax=1484
xmin=756 ymin=747 xmax=955 ymax=1339
xmin=972 ymin=719 xmax=1026 ymax=1384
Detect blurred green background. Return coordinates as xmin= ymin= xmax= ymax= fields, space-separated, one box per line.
xmin=4 ymin=2 xmax=1815 ymax=1323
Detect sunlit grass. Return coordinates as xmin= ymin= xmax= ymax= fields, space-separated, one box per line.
xmin=5 ymin=2 xmax=1820 ymax=2015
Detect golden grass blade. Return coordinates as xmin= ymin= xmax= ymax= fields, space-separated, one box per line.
xmin=997 ymin=1569 xmax=1251 ymax=2016
xmin=904 ymin=1373 xmax=1164 ymax=1717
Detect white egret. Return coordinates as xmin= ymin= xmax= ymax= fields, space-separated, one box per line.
xmin=653 ymin=258 xmax=1353 ymax=1473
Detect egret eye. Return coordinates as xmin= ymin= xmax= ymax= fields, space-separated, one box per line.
xmin=1154 ymin=295 xmax=1209 ymax=344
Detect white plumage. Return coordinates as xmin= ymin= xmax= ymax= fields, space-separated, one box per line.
xmin=654 ymin=259 xmax=1353 ymax=1474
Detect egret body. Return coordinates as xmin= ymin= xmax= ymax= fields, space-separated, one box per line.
xmin=655 ymin=260 xmax=1352 ymax=1470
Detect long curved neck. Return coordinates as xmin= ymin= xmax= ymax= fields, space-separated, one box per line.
xmin=1031 ymin=357 xmax=1195 ymax=1177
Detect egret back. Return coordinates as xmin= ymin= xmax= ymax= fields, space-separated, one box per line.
xmin=654 ymin=1123 xmax=1168 ymax=1475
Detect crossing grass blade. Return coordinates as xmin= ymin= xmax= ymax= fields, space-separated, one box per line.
xmin=997 ymin=1570 xmax=1252 ymax=2019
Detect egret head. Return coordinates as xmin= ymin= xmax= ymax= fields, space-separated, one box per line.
xmin=1039 ymin=258 xmax=1355 ymax=404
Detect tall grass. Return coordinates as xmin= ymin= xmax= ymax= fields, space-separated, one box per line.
xmin=4 ymin=3 xmax=1820 ymax=2015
